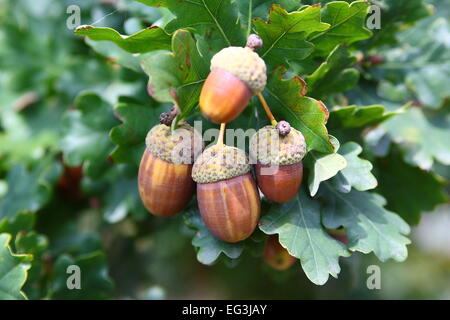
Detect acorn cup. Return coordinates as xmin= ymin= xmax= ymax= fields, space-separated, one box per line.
xmin=200 ymin=38 xmax=267 ymax=124
xmin=192 ymin=144 xmax=261 ymax=243
xmin=138 ymin=123 xmax=203 ymax=217
xmin=264 ymin=235 xmax=296 ymax=271
xmin=250 ymin=122 xmax=307 ymax=203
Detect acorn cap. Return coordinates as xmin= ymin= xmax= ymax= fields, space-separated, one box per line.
xmin=192 ymin=144 xmax=251 ymax=184
xmin=145 ymin=123 xmax=203 ymax=165
xmin=249 ymin=125 xmax=307 ymax=166
xmin=210 ymin=47 xmax=266 ymax=93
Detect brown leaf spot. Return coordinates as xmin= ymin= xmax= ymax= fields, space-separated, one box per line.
xmin=293 ymin=76 xmax=308 ymax=96
xmin=317 ymin=100 xmax=329 ymax=123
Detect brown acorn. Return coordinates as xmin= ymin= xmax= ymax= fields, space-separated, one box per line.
xmin=264 ymin=235 xmax=296 ymax=271
xmin=200 ymin=45 xmax=267 ymax=124
xmin=192 ymin=144 xmax=261 ymax=243
xmin=250 ymin=123 xmax=307 ymax=203
xmin=138 ymin=123 xmax=203 ymax=217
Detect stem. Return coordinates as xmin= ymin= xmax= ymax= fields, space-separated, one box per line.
xmin=201 ymin=0 xmax=231 ymax=46
xmin=170 ymin=103 xmax=181 ymax=131
xmin=257 ymin=92 xmax=277 ymax=126
xmin=246 ymin=0 xmax=252 ymax=38
xmin=217 ymin=123 xmax=226 ymax=146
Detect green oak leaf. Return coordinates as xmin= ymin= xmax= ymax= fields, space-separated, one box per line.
xmin=84 ymin=39 xmax=142 ymax=72
xmin=259 ymin=190 xmax=350 ymax=285
xmin=14 ymin=231 xmax=49 ymax=300
xmin=403 ymin=18 xmax=450 ymax=109
xmin=335 ymin=142 xmax=377 ymax=192
xmin=308 ymin=1 xmax=372 ymax=56
xmin=0 ymin=102 xmax=60 ymax=168
xmin=0 ymin=212 xmax=35 ymax=239
xmin=328 ymin=104 xmax=401 ymax=130
xmin=346 ymin=82 xmax=407 ymax=113
xmin=383 ymin=107 xmax=450 ymax=170
xmin=306 ymin=45 xmax=359 ymax=99
xmin=74 ymin=25 xmax=171 ymax=54
xmin=102 ymin=173 xmax=147 ymax=223
xmin=367 ymin=0 xmax=432 ymax=48
xmin=0 ymin=233 xmax=32 ymax=300
xmin=265 ymin=67 xmax=333 ymax=153
xmin=141 ymin=29 xmax=209 ymax=115
xmin=321 ymin=185 xmax=411 ymax=262
xmin=254 ymin=4 xmax=329 ymax=66
xmin=238 ymin=0 xmax=300 ymax=31
xmin=109 ymin=97 xmax=165 ymax=165
xmin=376 ymin=151 xmax=448 ymax=225
xmin=15 ymin=231 xmax=48 ymax=256
xmin=305 ymin=136 xmax=347 ymax=197
xmin=373 ymin=18 xmax=450 ymax=109
xmin=49 ymin=251 xmax=113 ymax=300
xmin=0 ymin=162 xmax=61 ymax=219
xmin=61 ymin=92 xmax=119 ymax=178
xmin=184 ymin=209 xmax=244 ymax=265
xmin=0 ymin=212 xmax=50 ymax=299
xmin=137 ymin=0 xmax=245 ymax=46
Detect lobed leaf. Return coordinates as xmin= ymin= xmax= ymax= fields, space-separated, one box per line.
xmin=110 ymin=97 xmax=165 ymax=165
xmin=306 ymin=45 xmax=359 ymax=99
xmin=308 ymin=1 xmax=372 ymax=56
xmin=383 ymin=107 xmax=450 ymax=170
xmin=0 ymin=163 xmax=61 ymax=219
xmin=367 ymin=0 xmax=432 ymax=48
xmin=328 ymin=104 xmax=401 ymax=130
xmin=75 ymin=25 xmax=171 ymax=54
xmin=373 ymin=18 xmax=450 ymax=109
xmin=321 ymin=185 xmax=411 ymax=262
xmin=259 ymin=190 xmax=350 ymax=285
xmin=0 ymin=212 xmax=36 ymax=237
xmin=265 ymin=67 xmax=333 ymax=153
xmin=61 ymin=92 xmax=119 ymax=178
xmin=305 ymin=136 xmax=347 ymax=197
xmin=376 ymin=151 xmax=448 ymax=225
xmin=239 ymin=0 xmax=300 ymax=31
xmin=254 ymin=4 xmax=329 ymax=66
xmin=335 ymin=142 xmax=377 ymax=192
xmin=141 ymin=29 xmax=209 ymax=115
xmin=184 ymin=210 xmax=244 ymax=265
xmin=136 ymin=0 xmax=245 ymax=46
xmin=0 ymin=234 xmax=32 ymax=300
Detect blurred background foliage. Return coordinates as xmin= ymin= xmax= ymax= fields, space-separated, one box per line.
xmin=0 ymin=0 xmax=449 ymax=299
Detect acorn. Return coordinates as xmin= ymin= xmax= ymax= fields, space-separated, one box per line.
xmin=250 ymin=122 xmax=307 ymax=203
xmin=138 ymin=122 xmax=203 ymax=217
xmin=199 ymin=38 xmax=267 ymax=124
xmin=192 ymin=144 xmax=261 ymax=243
xmin=264 ymin=235 xmax=296 ymax=271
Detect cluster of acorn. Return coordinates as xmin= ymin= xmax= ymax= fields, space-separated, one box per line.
xmin=138 ymin=35 xmax=306 ymax=270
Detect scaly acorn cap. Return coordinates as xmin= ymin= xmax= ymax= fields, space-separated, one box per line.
xmin=210 ymin=47 xmax=267 ymax=94
xmin=192 ymin=144 xmax=251 ymax=184
xmin=249 ymin=125 xmax=307 ymax=166
xmin=145 ymin=123 xmax=203 ymax=165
